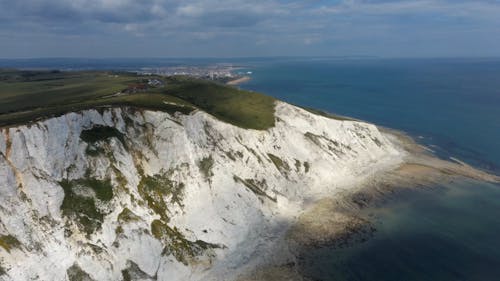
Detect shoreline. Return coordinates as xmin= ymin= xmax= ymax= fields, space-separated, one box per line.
xmin=226 ymin=76 xmax=251 ymax=85
xmin=237 ymin=128 xmax=500 ymax=281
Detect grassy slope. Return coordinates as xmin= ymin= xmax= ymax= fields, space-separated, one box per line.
xmin=0 ymin=70 xmax=275 ymax=130
xmin=166 ymin=76 xmax=275 ymax=130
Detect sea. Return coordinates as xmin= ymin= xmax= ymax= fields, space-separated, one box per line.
xmin=2 ymin=57 xmax=500 ymax=280
xmin=240 ymin=58 xmax=500 ymax=281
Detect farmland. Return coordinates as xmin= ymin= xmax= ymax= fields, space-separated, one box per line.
xmin=0 ymin=70 xmax=275 ymax=130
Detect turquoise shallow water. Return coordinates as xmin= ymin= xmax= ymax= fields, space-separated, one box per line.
xmin=3 ymin=57 xmax=500 ymax=280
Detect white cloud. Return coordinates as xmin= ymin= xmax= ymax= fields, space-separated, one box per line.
xmin=151 ymin=4 xmax=168 ymax=17
xmin=177 ymin=4 xmax=203 ymax=17
xmin=313 ymin=0 xmax=500 ymax=21
xmin=1 ymin=0 xmax=500 ymax=57
xmin=124 ymin=23 xmax=139 ymax=32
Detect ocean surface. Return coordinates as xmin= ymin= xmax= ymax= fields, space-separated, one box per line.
xmin=239 ymin=58 xmax=500 ymax=173
xmin=238 ymin=58 xmax=500 ymax=281
xmin=239 ymin=58 xmax=500 ymax=280
xmin=2 ymin=57 xmax=500 ymax=280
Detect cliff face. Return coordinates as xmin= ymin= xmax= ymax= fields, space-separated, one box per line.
xmin=0 ymin=102 xmax=403 ymax=281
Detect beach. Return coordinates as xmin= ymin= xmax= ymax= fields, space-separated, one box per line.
xmin=226 ymin=76 xmax=251 ymax=85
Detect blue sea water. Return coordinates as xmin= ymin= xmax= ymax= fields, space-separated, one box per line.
xmin=238 ymin=58 xmax=500 ymax=280
xmin=239 ymin=58 xmax=500 ymax=173
xmin=2 ymin=57 xmax=500 ymax=280
xmin=297 ymin=181 xmax=500 ymax=281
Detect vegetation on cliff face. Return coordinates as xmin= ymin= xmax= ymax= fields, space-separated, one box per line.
xmin=135 ymin=170 xmax=220 ymax=265
xmin=197 ymin=156 xmax=214 ymax=180
xmin=304 ymin=132 xmax=351 ymax=157
xmin=66 ymin=264 xmax=94 ymax=281
xmin=59 ymin=178 xmax=114 ymax=236
xmin=304 ymin=161 xmax=311 ymax=173
xmin=117 ymin=208 xmax=141 ymax=224
xmin=0 ymin=70 xmax=276 ymax=130
xmin=137 ymin=172 xmax=185 ymax=222
xmin=267 ymin=153 xmax=291 ymax=175
xmin=0 ymin=235 xmax=21 ymax=253
xmin=121 ymin=260 xmax=155 ymax=281
xmin=151 ymin=220 xmax=220 ymax=265
xmin=233 ymin=175 xmax=276 ymax=202
xmin=0 ymin=263 xmax=5 ymax=276
xmin=115 ymin=208 xmax=142 ymax=236
xmin=80 ymin=126 xmax=125 ymax=144
xmin=81 ymin=126 xmax=126 ymax=157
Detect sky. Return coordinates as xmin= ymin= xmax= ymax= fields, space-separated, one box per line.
xmin=0 ymin=0 xmax=499 ymax=58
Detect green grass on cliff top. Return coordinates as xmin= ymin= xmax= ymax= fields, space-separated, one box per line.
xmin=0 ymin=70 xmax=275 ymax=130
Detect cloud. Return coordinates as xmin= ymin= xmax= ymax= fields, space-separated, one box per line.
xmin=0 ymin=0 xmax=168 ymax=25
xmin=177 ymin=4 xmax=204 ymax=17
xmin=313 ymin=0 xmax=500 ymax=21
xmin=0 ymin=0 xmax=499 ymax=57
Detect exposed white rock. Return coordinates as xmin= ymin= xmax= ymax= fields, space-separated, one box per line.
xmin=0 ymin=102 xmax=404 ymax=281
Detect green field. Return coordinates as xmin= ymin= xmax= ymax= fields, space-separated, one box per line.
xmin=0 ymin=70 xmax=275 ymax=129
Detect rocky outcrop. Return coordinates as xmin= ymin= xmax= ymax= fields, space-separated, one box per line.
xmin=0 ymin=102 xmax=403 ymax=281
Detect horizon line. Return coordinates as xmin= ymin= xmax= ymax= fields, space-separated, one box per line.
xmin=2 ymin=55 xmax=500 ymax=61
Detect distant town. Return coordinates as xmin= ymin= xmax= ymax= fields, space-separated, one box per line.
xmin=137 ymin=64 xmax=252 ymax=84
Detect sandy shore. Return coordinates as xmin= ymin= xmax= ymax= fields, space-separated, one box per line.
xmin=237 ymin=128 xmax=500 ymax=281
xmin=226 ymin=76 xmax=251 ymax=85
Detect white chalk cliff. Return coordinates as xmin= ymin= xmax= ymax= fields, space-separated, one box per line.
xmin=0 ymin=102 xmax=404 ymax=281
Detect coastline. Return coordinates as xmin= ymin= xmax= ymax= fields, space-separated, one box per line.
xmin=1 ymin=62 xmax=499 ymax=281
xmin=226 ymin=76 xmax=251 ymax=85
xmin=237 ymin=128 xmax=500 ymax=281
